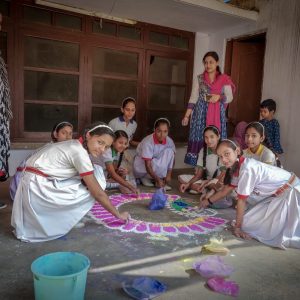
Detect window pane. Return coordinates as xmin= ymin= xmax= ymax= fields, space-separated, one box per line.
xmin=24 ymin=37 xmax=79 ymax=71
xmin=24 ymin=71 xmax=78 ymax=102
xmin=24 ymin=6 xmax=52 ymax=25
xmin=92 ymin=107 xmax=120 ymax=124
xmin=149 ymin=31 xmax=168 ymax=46
xmin=147 ymin=110 xmax=188 ymax=140
xmin=56 ymin=13 xmax=82 ymax=30
xmin=93 ymin=20 xmax=116 ymax=36
xmin=93 ymin=48 xmax=138 ymax=77
xmin=148 ymin=84 xmax=185 ymax=110
xmin=119 ymin=25 xmax=141 ymax=40
xmin=24 ymin=103 xmax=78 ymax=132
xmin=0 ymin=0 xmax=10 ymax=16
xmin=170 ymin=35 xmax=189 ymax=49
xmin=92 ymin=77 xmax=137 ymax=105
xmin=149 ymin=56 xmax=187 ymax=84
xmin=0 ymin=32 xmax=7 ymax=63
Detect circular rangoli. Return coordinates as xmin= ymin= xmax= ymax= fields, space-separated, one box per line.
xmin=90 ymin=193 xmax=227 ymax=236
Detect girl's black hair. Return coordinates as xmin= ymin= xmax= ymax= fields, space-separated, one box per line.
xmin=245 ymin=121 xmax=264 ymax=137
xmin=202 ymin=125 xmax=220 ymax=180
xmin=122 ymin=97 xmax=136 ymax=109
xmin=247 ymin=122 xmax=282 ymax=168
xmin=83 ymin=122 xmax=115 ymax=150
xmin=119 ymin=97 xmax=137 ymax=121
xmin=113 ymin=130 xmax=129 ymax=169
xmin=51 ymin=121 xmax=73 ymax=142
xmin=203 ymin=51 xmax=221 ymax=74
xmin=255 ymin=122 xmax=282 ymax=168
xmin=154 ymin=118 xmax=170 ymax=130
xmin=216 ymin=139 xmax=241 ymax=185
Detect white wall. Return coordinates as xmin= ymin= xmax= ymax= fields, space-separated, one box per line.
xmin=193 ymin=0 xmax=300 ymax=175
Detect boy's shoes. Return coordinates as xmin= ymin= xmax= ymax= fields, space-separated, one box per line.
xmin=0 ymin=202 xmax=7 ymax=209
xmin=140 ymin=177 xmax=155 ymax=187
xmin=164 ymin=185 xmax=172 ymax=191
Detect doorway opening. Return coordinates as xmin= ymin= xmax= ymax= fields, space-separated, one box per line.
xmin=225 ymin=32 xmax=266 ymax=136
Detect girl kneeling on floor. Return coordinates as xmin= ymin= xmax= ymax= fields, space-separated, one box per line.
xmin=91 ymin=130 xmax=139 ymax=194
xmin=11 ymin=122 xmax=129 ymax=243
xmin=133 ymin=118 xmax=175 ymax=190
xmin=178 ymin=125 xmax=226 ymax=197
xmin=201 ymin=139 xmax=300 ymax=249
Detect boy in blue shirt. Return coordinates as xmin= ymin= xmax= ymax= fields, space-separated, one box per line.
xmin=259 ymin=99 xmax=283 ymax=154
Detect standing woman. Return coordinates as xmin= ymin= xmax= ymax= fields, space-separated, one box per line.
xmin=182 ymin=51 xmax=235 ymax=166
xmin=11 ymin=122 xmax=129 ymax=242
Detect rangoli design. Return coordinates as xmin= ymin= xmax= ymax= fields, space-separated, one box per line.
xmin=90 ymin=193 xmax=227 ymax=236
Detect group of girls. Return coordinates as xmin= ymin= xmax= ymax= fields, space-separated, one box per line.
xmin=11 ymin=96 xmax=176 ymax=242
xmin=9 ymin=70 xmax=300 ymax=249
xmin=178 ymin=120 xmax=299 ymax=249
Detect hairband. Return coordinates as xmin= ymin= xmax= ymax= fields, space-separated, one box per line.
xmin=122 ymin=97 xmax=136 ymax=106
xmin=221 ymin=139 xmax=238 ymax=149
xmin=154 ymin=117 xmax=171 ymax=127
xmin=247 ymin=121 xmax=265 ymax=135
xmin=53 ymin=121 xmax=73 ymax=132
xmin=204 ymin=125 xmax=220 ymax=133
xmin=88 ymin=124 xmax=113 ymax=133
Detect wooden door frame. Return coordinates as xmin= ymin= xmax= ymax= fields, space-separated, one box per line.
xmin=224 ymin=30 xmax=267 ymax=135
xmin=224 ymin=30 xmax=267 ymax=76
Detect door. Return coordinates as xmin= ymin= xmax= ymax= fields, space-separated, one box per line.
xmin=227 ymin=36 xmax=265 ymax=135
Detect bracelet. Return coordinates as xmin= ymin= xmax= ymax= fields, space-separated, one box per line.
xmin=207 ymin=198 xmax=213 ymax=205
xmin=184 ymin=115 xmax=190 ymax=119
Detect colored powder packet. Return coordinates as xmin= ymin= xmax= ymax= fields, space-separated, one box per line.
xmin=193 ymin=256 xmax=234 ymax=278
xmin=202 ymin=237 xmax=230 ymax=254
xmin=207 ymin=277 xmax=239 ymax=297
xmin=122 ymin=276 xmax=167 ymax=300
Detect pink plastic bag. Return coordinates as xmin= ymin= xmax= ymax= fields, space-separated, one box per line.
xmin=207 ymin=277 xmax=239 ymax=297
xmin=193 ymin=256 xmax=234 ymax=278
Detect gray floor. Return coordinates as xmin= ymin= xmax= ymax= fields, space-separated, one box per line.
xmin=0 ymin=170 xmax=300 ymax=300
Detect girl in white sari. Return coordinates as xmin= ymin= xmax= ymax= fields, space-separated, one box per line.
xmin=11 ymin=122 xmax=129 ymax=242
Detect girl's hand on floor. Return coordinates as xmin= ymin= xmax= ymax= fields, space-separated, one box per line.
xmin=130 ymin=185 xmax=139 ymax=194
xmin=118 ymin=211 xmax=130 ymax=222
xmin=233 ymin=227 xmax=252 ymax=240
xmin=179 ymin=183 xmax=189 ymax=193
xmin=199 ymin=198 xmax=209 ymax=209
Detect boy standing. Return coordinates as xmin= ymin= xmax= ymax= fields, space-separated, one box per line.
xmin=259 ymin=99 xmax=283 ymax=155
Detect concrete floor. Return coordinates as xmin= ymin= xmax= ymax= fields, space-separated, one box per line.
xmin=0 ymin=170 xmax=300 ymax=300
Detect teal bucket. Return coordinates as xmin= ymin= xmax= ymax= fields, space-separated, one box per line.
xmin=31 ymin=252 xmax=90 ymax=300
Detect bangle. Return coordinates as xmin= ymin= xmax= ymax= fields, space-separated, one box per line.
xmin=184 ymin=115 xmax=190 ymax=119
xmin=207 ymin=198 xmax=213 ymax=205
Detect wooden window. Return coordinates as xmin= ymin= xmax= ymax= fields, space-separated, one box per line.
xmin=23 ymin=6 xmax=52 ymax=25
xmin=0 ymin=0 xmax=10 ymax=16
xmin=92 ymin=20 xmax=117 ymax=36
xmin=55 ymin=13 xmax=82 ymax=31
xmin=23 ymin=36 xmax=80 ymax=133
xmin=8 ymin=1 xmax=194 ymax=142
xmin=146 ymin=54 xmax=188 ymax=139
xmin=91 ymin=47 xmax=138 ymax=123
xmin=149 ymin=31 xmax=169 ymax=46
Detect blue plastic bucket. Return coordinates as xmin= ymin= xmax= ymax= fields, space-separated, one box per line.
xmin=31 ymin=252 xmax=90 ymax=300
